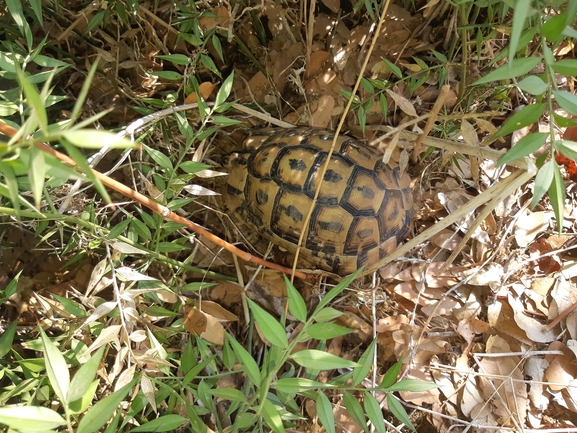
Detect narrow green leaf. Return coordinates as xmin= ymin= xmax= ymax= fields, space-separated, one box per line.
xmin=306 ymin=323 xmax=353 ymax=340
xmin=151 ymin=70 xmax=183 ymax=81
xmin=59 ymin=140 xmax=112 ymax=203
xmin=0 ymin=161 xmax=21 ymax=211
xmin=39 ymin=326 xmax=70 ymax=403
xmin=0 ymin=320 xmax=18 ymax=358
xmin=551 ymin=59 xmax=577 ymax=75
xmin=314 ymin=268 xmax=361 ymax=314
xmin=381 ymin=358 xmax=402 ymax=389
xmin=200 ymin=54 xmax=221 ymax=77
xmin=496 ymin=133 xmax=548 ymax=167
xmin=68 ymin=380 xmax=99 ymax=414
xmin=0 ymin=406 xmax=65 ymax=431
xmin=205 ymin=387 xmax=247 ymax=402
xmin=291 ymin=350 xmax=359 ymax=369
xmin=215 ymin=72 xmax=234 ymax=108
xmin=67 ymin=346 xmax=105 ymax=403
xmin=353 ymin=339 xmax=376 ymax=386
xmin=69 ymin=61 xmax=99 ymax=127
xmin=274 ymin=378 xmax=336 ymax=393
xmin=316 ymin=392 xmax=335 ymax=433
xmin=129 ymin=415 xmax=188 ymax=432
xmin=52 ymin=294 xmax=86 ymax=317
xmin=555 ymin=140 xmax=577 ymax=161
xmin=508 ymin=0 xmax=531 ymax=64
xmin=387 ymin=394 xmax=416 ymax=431
xmin=381 ymin=58 xmax=402 ymax=78
xmin=226 ymin=333 xmax=262 ymax=385
xmin=28 ymin=146 xmax=46 ymax=207
xmin=313 ymin=307 xmax=343 ymax=322
xmin=285 ymin=276 xmax=307 ymax=322
xmin=143 ymin=144 xmax=174 ymax=170
xmin=61 ymin=130 xmax=134 ymax=149
xmin=76 ymin=379 xmax=137 ymax=433
xmin=542 ymin=13 xmax=567 ymax=42
xmin=29 ymin=0 xmax=43 ymax=25
xmin=384 ymin=379 xmax=439 ymax=393
xmin=16 ymin=67 xmax=48 ymax=132
xmin=531 ymin=160 xmax=555 ymax=209
xmin=363 ymin=393 xmax=386 ymax=433
xmin=473 ymin=57 xmax=542 ymax=85
xmin=549 ymin=161 xmax=565 ymax=232
xmin=516 ymin=76 xmax=548 ymax=96
xmin=247 ymin=298 xmax=288 ymax=348
xmin=212 ymin=34 xmax=224 ymax=62
xmin=490 ymin=103 xmax=546 ymax=141
xmin=553 ymin=90 xmax=577 ymax=117
xmin=261 ymin=398 xmax=285 ymax=433
xmin=342 ymin=392 xmax=368 ymax=433
xmin=155 ymin=54 xmax=190 ymax=65
xmin=6 ymin=0 xmax=33 ymax=48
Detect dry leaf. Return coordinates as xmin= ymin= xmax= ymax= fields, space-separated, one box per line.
xmin=305 ymin=50 xmax=331 ymax=78
xmin=386 ymin=89 xmax=417 ymax=117
xmin=321 ymin=0 xmax=340 ymax=13
xmin=514 ymin=211 xmax=549 ymax=247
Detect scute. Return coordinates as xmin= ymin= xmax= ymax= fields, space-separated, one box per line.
xmin=224 ymin=127 xmax=412 ymax=275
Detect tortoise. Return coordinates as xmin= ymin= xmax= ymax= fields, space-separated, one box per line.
xmin=223 ymin=127 xmax=413 ymax=276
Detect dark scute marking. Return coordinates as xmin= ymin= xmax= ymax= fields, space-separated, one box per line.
xmin=324 ymin=169 xmax=343 ymax=182
xmin=226 ymin=184 xmax=243 ymax=196
xmin=357 ymin=228 xmax=373 ymax=239
xmin=318 ymin=220 xmax=344 ymax=233
xmin=357 ymin=185 xmax=375 ymax=199
xmin=289 ymin=158 xmax=307 ymax=171
xmin=256 ymin=189 xmax=268 ymax=205
xmin=285 ymin=205 xmax=303 ymax=222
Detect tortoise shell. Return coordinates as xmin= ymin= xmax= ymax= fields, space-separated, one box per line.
xmin=224 ymin=127 xmax=412 ymax=275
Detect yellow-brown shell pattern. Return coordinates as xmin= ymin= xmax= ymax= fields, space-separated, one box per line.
xmin=224 ymin=127 xmax=412 ymax=275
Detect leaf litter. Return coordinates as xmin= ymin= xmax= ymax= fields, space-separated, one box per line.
xmin=2 ymin=0 xmax=577 ymax=432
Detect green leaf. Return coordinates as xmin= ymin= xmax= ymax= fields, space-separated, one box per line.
xmin=549 ymin=161 xmax=565 ymax=232
xmin=542 ymin=12 xmax=567 ymax=42
xmin=0 ymin=320 xmax=18 ymax=358
xmin=69 ymin=61 xmax=100 ymax=127
xmin=155 ymin=54 xmax=191 ymax=65
xmin=200 ymin=54 xmax=221 ymax=77
xmin=291 ymin=350 xmax=360 ymax=369
xmin=306 ymin=323 xmax=353 ymax=340
xmin=316 ymin=392 xmax=335 ymax=433
xmin=342 ymin=392 xmax=368 ymax=433
xmin=143 ymin=144 xmax=174 ymax=170
xmin=28 ymin=146 xmax=46 ymax=207
xmin=129 ymin=415 xmax=188 ymax=432
xmin=551 ymin=59 xmax=577 ymax=76
xmin=286 ymin=276 xmax=307 ymax=322
xmin=384 ymin=379 xmax=439 ymax=393
xmin=353 ymin=339 xmax=376 ymax=386
xmin=151 ymin=70 xmax=183 ymax=81
xmin=212 ymin=34 xmax=224 ymax=62
xmin=52 ymin=294 xmax=87 ymax=317
xmin=215 ymin=72 xmax=234 ymax=108
xmin=68 ymin=380 xmax=99 ymax=414
xmin=314 ymin=268 xmax=361 ymax=314
xmin=6 ymin=0 xmax=33 ymax=48
xmin=39 ymin=326 xmax=70 ymax=403
xmin=226 ymin=333 xmax=262 ymax=385
xmin=247 ymin=298 xmax=288 ymax=348
xmin=490 ymin=103 xmax=546 ymax=141
xmin=16 ymin=67 xmax=48 ymax=132
xmin=61 ymin=130 xmax=134 ymax=149
xmin=363 ymin=393 xmax=386 ymax=433
xmin=473 ymin=57 xmax=542 ymax=85
xmin=381 ymin=58 xmax=402 ymax=79
xmin=516 ymin=76 xmax=548 ymax=96
xmin=387 ymin=393 xmax=416 ymax=431
xmin=556 ymin=140 xmax=577 ymax=162
xmin=67 ymin=346 xmax=105 ymax=403
xmin=76 ymin=379 xmax=137 ymax=433
xmin=274 ymin=378 xmax=336 ymax=393
xmin=261 ymin=398 xmax=285 ymax=433
xmin=381 ymin=358 xmax=402 ymax=389
xmin=59 ymin=140 xmax=112 ymax=203
xmin=531 ymin=159 xmax=555 ymax=209
xmin=0 ymin=406 xmax=65 ymax=432
xmin=205 ymin=387 xmax=247 ymax=402
xmin=313 ymin=307 xmax=343 ymax=322
xmin=553 ymin=90 xmax=577 ymax=117
xmin=508 ymin=0 xmax=531 ymax=64
xmin=496 ymin=133 xmax=548 ymax=167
